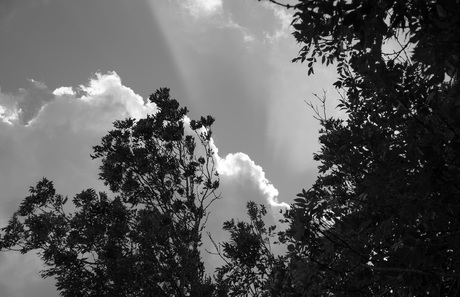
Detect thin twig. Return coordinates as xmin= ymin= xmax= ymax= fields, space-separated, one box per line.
xmin=261 ymin=0 xmax=299 ymax=9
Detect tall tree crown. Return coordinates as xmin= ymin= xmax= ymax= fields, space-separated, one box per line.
xmin=1 ymin=88 xmax=219 ymax=297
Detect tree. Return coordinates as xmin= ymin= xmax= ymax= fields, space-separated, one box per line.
xmin=0 ymin=88 xmax=220 ymax=297
xmin=212 ymin=201 xmax=293 ymax=297
xmin=3 ymin=1 xmax=460 ymax=295
xmin=266 ymin=0 xmax=460 ymax=295
xmin=281 ymin=0 xmax=459 ymax=83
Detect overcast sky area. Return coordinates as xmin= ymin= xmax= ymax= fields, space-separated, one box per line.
xmin=0 ymin=0 xmax=338 ymax=296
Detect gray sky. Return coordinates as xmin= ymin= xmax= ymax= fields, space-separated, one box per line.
xmin=0 ymin=0 xmax=338 ymax=296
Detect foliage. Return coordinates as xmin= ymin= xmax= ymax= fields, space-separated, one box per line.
xmin=264 ymin=0 xmax=460 ymax=295
xmin=0 ymin=88 xmax=220 ymax=297
xmin=285 ymin=88 xmax=460 ymax=295
xmin=213 ymin=201 xmax=294 ymax=297
xmin=286 ymin=0 xmax=460 ymax=84
xmin=2 ymin=1 xmax=460 ymax=296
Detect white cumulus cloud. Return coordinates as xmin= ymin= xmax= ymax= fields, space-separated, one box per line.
xmin=52 ymin=86 xmax=74 ymax=96
xmin=0 ymin=88 xmax=20 ymax=125
xmin=216 ymin=151 xmax=289 ymax=210
xmin=0 ymin=104 xmax=19 ymax=125
xmin=0 ymin=71 xmax=160 ymax=297
xmin=0 ymin=71 xmax=290 ymax=291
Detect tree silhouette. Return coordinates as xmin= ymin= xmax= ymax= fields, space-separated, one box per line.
xmin=273 ymin=0 xmax=460 ymax=295
xmin=1 ymin=88 xmax=219 ymax=297
xmin=2 ymin=1 xmax=460 ymax=296
xmin=213 ymin=201 xmax=292 ymax=297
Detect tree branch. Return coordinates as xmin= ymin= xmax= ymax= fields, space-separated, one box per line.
xmin=260 ymin=0 xmax=299 ymax=9
xmin=361 ymin=263 xmax=460 ymax=279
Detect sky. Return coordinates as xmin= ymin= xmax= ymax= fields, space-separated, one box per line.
xmin=0 ymin=0 xmax=338 ymax=296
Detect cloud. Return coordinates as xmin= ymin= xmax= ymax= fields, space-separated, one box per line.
xmin=0 ymin=72 xmax=159 ymax=296
xmin=174 ymin=0 xmax=293 ymax=45
xmin=0 ymin=69 xmax=288 ymax=219
xmin=201 ymin=139 xmax=290 ymax=273
xmin=179 ymin=107 xmax=289 ymax=215
xmin=216 ymin=151 xmax=289 ymax=210
xmin=182 ymin=0 xmax=223 ymax=18
xmin=0 ymin=79 xmax=55 ymax=125
xmin=28 ymin=78 xmax=46 ymax=90
xmin=261 ymin=2 xmax=292 ymax=43
xmin=20 ymin=80 xmax=55 ymax=124
xmin=0 ymin=71 xmax=157 ymax=220
xmin=0 ymin=90 xmax=20 ymax=124
xmin=0 ymin=105 xmax=19 ymax=124
xmin=226 ymin=0 xmax=294 ymax=44
xmin=0 ymin=70 xmax=289 ymax=291
xmin=52 ymin=86 xmax=74 ymax=96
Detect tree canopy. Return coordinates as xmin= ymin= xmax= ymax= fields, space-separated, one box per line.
xmin=2 ymin=0 xmax=460 ymax=296
xmin=270 ymin=0 xmax=460 ymax=295
xmin=1 ymin=88 xmax=220 ymax=297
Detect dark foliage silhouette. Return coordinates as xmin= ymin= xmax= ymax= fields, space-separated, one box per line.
xmin=2 ymin=0 xmax=460 ymax=296
xmin=1 ymin=88 xmax=219 ymax=297
xmin=265 ymin=0 xmax=460 ymax=295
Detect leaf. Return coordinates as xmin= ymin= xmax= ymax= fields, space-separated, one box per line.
xmin=343 ymin=11 xmax=357 ymax=26
xmin=296 ymin=189 xmax=308 ymax=198
xmin=436 ymin=4 xmax=447 ymax=18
